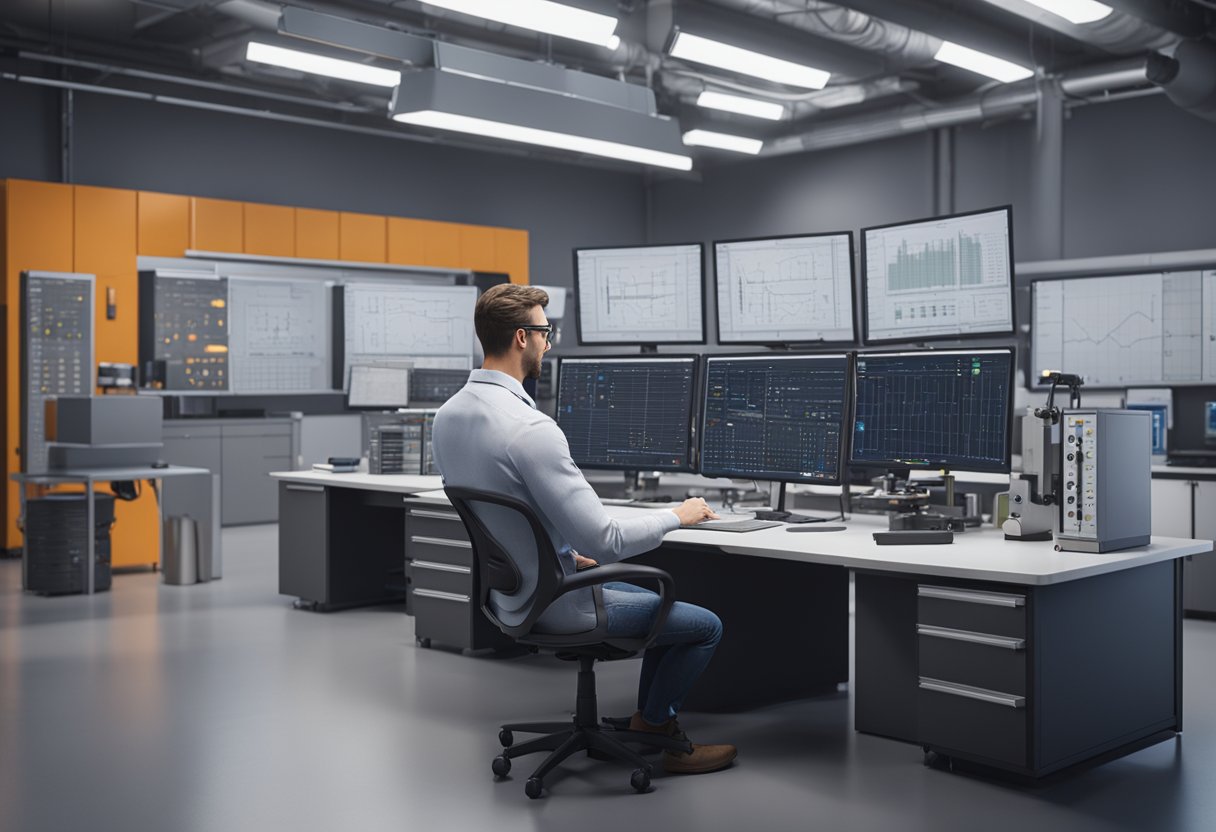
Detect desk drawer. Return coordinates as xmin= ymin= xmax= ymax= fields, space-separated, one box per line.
xmin=918 ymin=584 xmax=1027 ymax=639
xmin=409 ymin=559 xmax=472 ymax=597
xmin=412 ymin=588 xmax=473 ymax=649
xmin=919 ymin=678 xmax=1027 ymax=768
xmin=406 ymin=506 xmax=468 ymax=541
xmin=918 ymin=626 xmax=1027 ymax=696
xmin=407 ymin=534 xmax=472 ymax=568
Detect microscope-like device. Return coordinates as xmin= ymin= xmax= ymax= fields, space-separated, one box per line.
xmin=1002 ymin=371 xmax=1082 ymax=541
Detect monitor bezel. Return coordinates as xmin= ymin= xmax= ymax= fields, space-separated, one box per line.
xmin=573 ymin=242 xmax=708 ymax=347
xmin=711 ymin=231 xmax=859 ymax=347
xmin=555 ymin=354 xmax=701 ymax=473
xmin=346 ymin=364 xmax=412 ymax=410
xmin=859 ymin=205 xmax=1016 ymax=346
xmin=847 ymin=347 xmax=1016 ymax=474
xmin=697 ymin=351 xmax=853 ymax=486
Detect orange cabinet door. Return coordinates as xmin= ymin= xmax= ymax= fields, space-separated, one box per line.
xmin=339 ymin=212 xmax=386 ymax=262
xmin=494 ymin=228 xmax=530 ymax=284
xmin=459 ymin=225 xmax=498 ymax=273
xmin=244 ymin=202 xmax=296 ymax=257
xmin=74 ymin=185 xmax=138 ymax=366
xmin=387 ymin=217 xmax=427 ymax=266
xmin=296 ymin=208 xmax=340 ymax=260
xmin=191 ymin=197 xmax=244 ymax=253
xmin=137 ymin=191 xmax=190 ymax=257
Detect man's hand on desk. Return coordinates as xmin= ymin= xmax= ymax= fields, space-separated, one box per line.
xmin=574 ymin=554 xmax=598 ymax=570
xmin=671 ymin=498 xmax=721 ymax=526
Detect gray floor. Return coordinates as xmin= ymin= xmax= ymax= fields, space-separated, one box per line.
xmin=2 ymin=525 xmax=1215 ymax=832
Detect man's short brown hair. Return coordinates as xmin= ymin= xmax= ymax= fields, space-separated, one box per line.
xmin=475 ymin=283 xmax=550 ymax=357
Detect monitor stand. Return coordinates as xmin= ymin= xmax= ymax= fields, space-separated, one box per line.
xmin=623 ymin=470 xmax=665 ymax=502
xmin=639 ymin=344 xmax=658 ymax=355
xmin=752 ymin=482 xmax=833 ymax=524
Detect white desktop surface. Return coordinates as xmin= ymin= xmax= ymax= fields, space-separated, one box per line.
xmin=271 ymin=470 xmax=443 ymax=494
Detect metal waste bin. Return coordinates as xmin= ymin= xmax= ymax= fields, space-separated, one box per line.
xmin=162 ymin=515 xmax=200 ymax=585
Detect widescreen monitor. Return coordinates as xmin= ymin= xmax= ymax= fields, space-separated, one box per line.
xmin=556 ymin=356 xmax=698 ymax=472
xmin=347 ymin=365 xmax=411 ymax=409
xmin=850 ymin=348 xmax=1014 ymax=473
xmin=714 ymin=232 xmax=856 ymax=345
xmin=699 ymin=353 xmax=850 ymax=485
xmin=861 ymin=206 xmax=1015 ymax=344
xmin=574 ymin=243 xmax=705 ymax=345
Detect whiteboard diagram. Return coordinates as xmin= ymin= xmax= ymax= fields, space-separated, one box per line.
xmin=344 ymin=282 xmax=476 ymax=374
xmin=228 ymin=277 xmax=332 ymax=393
xmin=576 ymin=244 xmax=703 ymax=343
xmin=715 ymin=235 xmax=854 ymax=343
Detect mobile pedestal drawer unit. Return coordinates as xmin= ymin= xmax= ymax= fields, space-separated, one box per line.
xmin=855 ymin=561 xmax=1180 ymax=778
xmin=403 ymin=499 xmax=514 ymax=652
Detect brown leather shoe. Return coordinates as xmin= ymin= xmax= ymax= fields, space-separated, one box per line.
xmin=626 ymin=712 xmax=737 ymax=774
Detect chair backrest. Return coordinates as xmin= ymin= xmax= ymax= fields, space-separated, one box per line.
xmin=444 ymin=486 xmax=567 ymax=640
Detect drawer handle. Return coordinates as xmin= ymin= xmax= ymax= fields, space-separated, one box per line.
xmin=919 ymin=677 xmax=1025 ymax=709
xmin=918 ymin=585 xmax=1025 ymax=608
xmin=410 ymin=535 xmax=472 ymax=549
xmin=411 ymin=560 xmax=471 ymax=575
xmin=917 ymin=624 xmax=1025 ymax=651
xmin=408 ymin=509 xmax=462 ymax=521
xmin=412 ymin=588 xmax=470 ymax=603
xmin=285 ymin=484 xmax=325 ymax=493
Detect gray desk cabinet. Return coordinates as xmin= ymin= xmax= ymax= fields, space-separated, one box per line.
xmin=1150 ymin=475 xmax=1216 ymax=615
xmin=403 ymin=499 xmax=513 ymax=652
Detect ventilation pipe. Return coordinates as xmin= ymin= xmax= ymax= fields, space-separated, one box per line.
xmin=1147 ymin=40 xmax=1216 ymax=122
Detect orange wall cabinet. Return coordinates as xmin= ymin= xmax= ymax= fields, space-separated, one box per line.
xmin=137 ymin=191 xmax=190 ymax=257
xmin=191 ymin=197 xmax=244 ymax=253
xmin=495 ymin=229 xmax=530 ymax=284
xmin=295 ymin=209 xmax=340 ymax=260
xmin=387 ymin=217 xmax=427 ymax=266
xmin=244 ymin=203 xmax=295 ymax=257
xmin=459 ymin=225 xmax=498 ymax=273
xmin=421 ymin=220 xmax=462 ymax=268
xmin=339 ymin=212 xmax=386 ymax=262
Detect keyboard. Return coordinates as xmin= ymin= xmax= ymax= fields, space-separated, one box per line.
xmin=680 ymin=519 xmax=782 ymax=533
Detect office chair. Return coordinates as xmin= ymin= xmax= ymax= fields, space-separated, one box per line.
xmin=445 ymin=486 xmax=692 ymax=799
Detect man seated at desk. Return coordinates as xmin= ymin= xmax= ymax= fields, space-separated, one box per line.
xmin=432 ymin=284 xmax=737 ymax=775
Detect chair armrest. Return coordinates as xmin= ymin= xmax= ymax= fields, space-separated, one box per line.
xmin=554 ymin=563 xmax=676 ymax=650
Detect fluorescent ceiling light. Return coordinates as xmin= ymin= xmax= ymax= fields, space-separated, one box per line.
xmin=421 ymin=0 xmax=619 ymax=48
xmin=696 ymin=90 xmax=784 ymax=120
xmin=395 ymin=110 xmax=693 ymax=170
xmin=933 ymin=41 xmax=1034 ymax=83
xmin=246 ymin=41 xmax=400 ymax=87
xmin=670 ymin=32 xmax=830 ymax=90
xmin=1020 ymin=0 xmax=1113 ymax=24
xmin=682 ymin=129 xmax=763 ymax=155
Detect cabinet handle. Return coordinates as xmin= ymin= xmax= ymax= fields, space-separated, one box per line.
xmin=285 ymin=484 xmax=325 ymax=493
xmin=917 ymin=624 xmax=1025 ymax=650
xmin=411 ymin=560 xmax=471 ymax=575
xmin=408 ymin=509 xmax=461 ymax=521
xmin=410 ymin=535 xmax=472 ymax=549
xmin=918 ymin=585 xmax=1025 ymax=608
xmin=918 ymin=677 xmax=1025 ymax=709
xmin=412 ymin=588 xmax=470 ymax=603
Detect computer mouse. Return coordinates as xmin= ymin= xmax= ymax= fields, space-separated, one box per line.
xmin=151 ymin=460 xmax=170 ymax=469
xmin=785 ymin=525 xmax=846 ymax=532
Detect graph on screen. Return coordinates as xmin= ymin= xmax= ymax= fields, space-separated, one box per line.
xmin=344 ymin=283 xmax=477 ymax=376
xmin=228 ymin=277 xmax=332 ymax=393
xmin=715 ymin=234 xmax=854 ymax=343
xmin=863 ymin=207 xmax=1013 ymax=342
xmin=1031 ymin=271 xmax=1208 ymax=387
xmin=575 ymin=244 xmax=703 ymax=344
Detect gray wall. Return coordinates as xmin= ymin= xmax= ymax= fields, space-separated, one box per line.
xmin=0 ymin=81 xmax=647 ymax=289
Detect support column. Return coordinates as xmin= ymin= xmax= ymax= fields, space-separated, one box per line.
xmin=1029 ymin=79 xmax=1065 ymax=260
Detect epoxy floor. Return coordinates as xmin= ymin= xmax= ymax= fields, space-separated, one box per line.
xmin=2 ymin=525 xmax=1215 ymax=832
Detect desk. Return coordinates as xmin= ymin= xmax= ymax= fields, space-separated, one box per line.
xmin=272 ymin=472 xmax=1212 ymax=778
xmin=12 ymin=465 xmax=217 ymax=595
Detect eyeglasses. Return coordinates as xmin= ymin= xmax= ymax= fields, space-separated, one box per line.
xmin=519 ymin=324 xmax=555 ymax=344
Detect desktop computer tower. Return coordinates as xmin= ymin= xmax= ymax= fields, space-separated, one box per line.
xmin=24 ymin=494 xmax=115 ymax=594
xmin=1055 ymin=409 xmax=1151 ymax=554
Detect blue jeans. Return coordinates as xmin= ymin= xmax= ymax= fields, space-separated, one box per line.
xmin=602 ymin=582 xmax=723 ymax=726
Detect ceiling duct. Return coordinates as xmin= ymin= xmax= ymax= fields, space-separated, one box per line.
xmin=973 ymin=0 xmax=1177 ymax=54
xmin=1147 ymin=39 xmax=1216 ymax=122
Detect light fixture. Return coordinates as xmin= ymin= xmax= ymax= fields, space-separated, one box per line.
xmin=669 ymin=32 xmax=830 ymax=90
xmin=1019 ymin=0 xmax=1112 ymax=25
xmin=682 ymin=129 xmax=763 ymax=155
xmin=391 ymin=70 xmax=693 ymax=170
xmin=245 ymin=41 xmax=401 ymax=87
xmin=421 ymin=0 xmax=620 ymax=48
xmin=933 ymin=41 xmax=1034 ymax=83
xmin=695 ymin=90 xmax=784 ymax=120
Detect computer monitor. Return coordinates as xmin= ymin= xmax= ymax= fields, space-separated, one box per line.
xmin=347 ymin=365 xmax=410 ymax=409
xmin=556 ymin=356 xmax=698 ymax=472
xmin=861 ymin=206 xmax=1015 ymax=344
xmin=574 ymin=243 xmax=705 ymax=346
xmin=850 ymin=348 xmax=1014 ymax=473
xmin=700 ymin=353 xmax=850 ymax=485
xmin=713 ymin=233 xmax=856 ymax=345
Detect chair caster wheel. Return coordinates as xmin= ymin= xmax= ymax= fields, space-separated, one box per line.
xmin=492 ymin=755 xmax=511 ymax=778
xmin=631 ymin=768 xmax=651 ymax=793
xmin=525 ymin=777 xmax=544 ymax=799
xmin=417 ymin=637 xmax=431 ymax=648
xmin=499 ymin=729 xmax=514 ymax=747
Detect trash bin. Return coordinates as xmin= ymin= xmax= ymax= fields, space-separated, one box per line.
xmin=162 ymin=515 xmax=199 ymax=585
